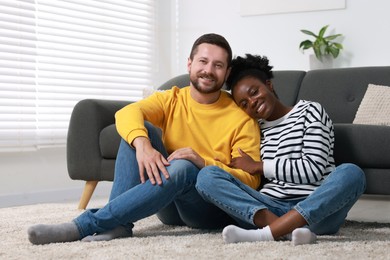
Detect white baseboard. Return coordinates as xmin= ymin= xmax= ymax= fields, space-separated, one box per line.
xmin=0 ymin=184 xmax=112 ymax=208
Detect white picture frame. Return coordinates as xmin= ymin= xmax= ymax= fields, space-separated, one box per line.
xmin=240 ymin=0 xmax=346 ymax=16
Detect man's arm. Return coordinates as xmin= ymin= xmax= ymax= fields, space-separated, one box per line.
xmin=115 ymin=91 xmax=170 ymax=185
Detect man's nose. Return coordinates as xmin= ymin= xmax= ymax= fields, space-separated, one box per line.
xmin=203 ymin=63 xmax=213 ymax=73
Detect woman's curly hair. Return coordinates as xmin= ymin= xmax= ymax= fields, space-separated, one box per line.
xmin=226 ymin=54 xmax=274 ymax=92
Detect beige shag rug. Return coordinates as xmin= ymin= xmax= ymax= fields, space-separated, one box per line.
xmin=1 ymin=199 xmax=390 ymax=260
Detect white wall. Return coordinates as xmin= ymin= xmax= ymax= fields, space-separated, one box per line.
xmin=169 ymin=0 xmax=390 ymax=76
xmin=0 ymin=147 xmax=111 ymax=208
xmin=1 ymin=0 xmax=389 ymax=207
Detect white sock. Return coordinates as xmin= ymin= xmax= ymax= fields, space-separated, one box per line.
xmin=81 ymin=226 xmax=132 ymax=242
xmin=291 ymin=227 xmax=316 ymax=246
xmin=222 ymin=225 xmax=274 ymax=244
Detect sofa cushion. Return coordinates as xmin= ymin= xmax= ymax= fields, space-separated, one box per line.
xmin=353 ymin=84 xmax=390 ymax=126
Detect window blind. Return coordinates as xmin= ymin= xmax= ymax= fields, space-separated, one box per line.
xmin=0 ymin=0 xmax=156 ymax=151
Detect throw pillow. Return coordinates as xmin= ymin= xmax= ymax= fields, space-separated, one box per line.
xmin=353 ymin=84 xmax=390 ymax=126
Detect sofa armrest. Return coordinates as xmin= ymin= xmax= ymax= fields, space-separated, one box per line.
xmin=67 ymin=99 xmax=131 ymax=181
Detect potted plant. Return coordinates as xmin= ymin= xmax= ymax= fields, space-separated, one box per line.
xmin=299 ymin=25 xmax=343 ymax=69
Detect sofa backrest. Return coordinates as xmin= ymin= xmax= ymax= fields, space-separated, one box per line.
xmin=157 ymin=67 xmax=390 ymax=124
xmin=272 ymin=71 xmax=306 ymax=107
xmin=157 ymin=71 xmax=306 ymax=108
xmin=158 ymin=74 xmax=190 ymax=90
xmin=297 ymin=66 xmax=390 ymax=123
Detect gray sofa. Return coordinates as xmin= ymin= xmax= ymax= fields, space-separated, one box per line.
xmin=67 ymin=66 xmax=390 ymax=209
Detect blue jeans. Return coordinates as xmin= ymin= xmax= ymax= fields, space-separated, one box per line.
xmin=73 ymin=122 xmax=234 ymax=238
xmin=196 ymin=163 xmax=366 ymax=235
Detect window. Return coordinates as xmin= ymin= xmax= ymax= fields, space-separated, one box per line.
xmin=0 ymin=0 xmax=156 ymax=151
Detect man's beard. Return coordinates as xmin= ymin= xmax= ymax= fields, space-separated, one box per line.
xmin=190 ymin=72 xmax=223 ymax=94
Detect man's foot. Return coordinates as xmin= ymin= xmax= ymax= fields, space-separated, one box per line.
xmin=27 ymin=222 xmax=80 ymax=245
xmin=81 ymin=226 xmax=133 ymax=242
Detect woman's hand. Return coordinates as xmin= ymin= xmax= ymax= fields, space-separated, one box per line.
xmin=228 ymin=148 xmax=263 ymax=175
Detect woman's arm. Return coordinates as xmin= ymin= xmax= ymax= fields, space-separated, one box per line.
xmin=228 ymin=148 xmax=263 ymax=176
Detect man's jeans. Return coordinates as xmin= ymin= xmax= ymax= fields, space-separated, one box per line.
xmin=196 ymin=163 xmax=366 ymax=235
xmin=73 ymin=122 xmax=233 ymax=238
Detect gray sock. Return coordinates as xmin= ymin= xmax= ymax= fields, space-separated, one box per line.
xmin=27 ymin=222 xmax=80 ymax=245
xmin=81 ymin=225 xmax=132 ymax=242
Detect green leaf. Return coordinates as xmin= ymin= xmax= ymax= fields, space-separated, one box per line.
xmin=299 ymin=25 xmax=343 ymax=60
xmin=300 ymin=29 xmax=317 ymax=37
xmin=314 ymin=48 xmax=322 ymax=60
xmin=299 ymin=40 xmax=313 ymax=50
xmin=328 ymin=47 xmax=340 ymax=58
xmin=318 ymin=25 xmax=329 ymax=38
xmin=333 ymin=42 xmax=343 ymax=49
xmin=324 ymin=34 xmax=342 ymax=41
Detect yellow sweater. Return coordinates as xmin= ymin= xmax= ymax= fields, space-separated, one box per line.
xmin=115 ymin=86 xmax=261 ymax=189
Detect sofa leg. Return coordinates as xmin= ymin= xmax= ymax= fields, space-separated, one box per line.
xmin=78 ymin=181 xmax=99 ymax=210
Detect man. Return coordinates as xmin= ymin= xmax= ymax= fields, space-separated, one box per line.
xmin=27 ymin=33 xmax=261 ymax=245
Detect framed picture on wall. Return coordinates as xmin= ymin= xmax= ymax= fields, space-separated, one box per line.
xmin=240 ymin=0 xmax=346 ymax=16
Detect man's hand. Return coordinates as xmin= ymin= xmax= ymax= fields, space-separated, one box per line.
xmin=167 ymin=147 xmax=205 ymax=169
xmin=228 ymin=148 xmax=263 ymax=175
xmin=132 ymin=137 xmax=170 ymax=185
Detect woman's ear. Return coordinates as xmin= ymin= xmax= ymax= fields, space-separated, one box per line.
xmin=266 ymin=80 xmax=279 ymax=98
xmin=265 ymin=80 xmax=273 ymax=90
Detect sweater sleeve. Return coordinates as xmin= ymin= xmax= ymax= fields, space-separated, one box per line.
xmin=204 ymin=117 xmax=261 ymax=189
xmin=115 ymin=89 xmax=170 ymax=145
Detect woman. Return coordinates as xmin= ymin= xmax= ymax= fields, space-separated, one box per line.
xmin=195 ymin=54 xmax=366 ymax=245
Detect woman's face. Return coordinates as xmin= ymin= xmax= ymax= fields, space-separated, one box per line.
xmin=232 ymin=76 xmax=277 ymax=120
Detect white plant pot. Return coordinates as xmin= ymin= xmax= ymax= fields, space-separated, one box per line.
xmin=309 ymin=54 xmax=333 ymax=70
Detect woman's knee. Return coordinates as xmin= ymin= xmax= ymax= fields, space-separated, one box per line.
xmin=337 ymin=163 xmax=366 ymax=193
xmin=342 ymin=163 xmax=366 ymax=182
xmin=196 ymin=166 xmax=230 ymax=191
xmin=198 ymin=165 xmax=222 ymax=180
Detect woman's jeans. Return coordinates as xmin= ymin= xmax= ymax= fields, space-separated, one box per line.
xmin=196 ymin=163 xmax=366 ymax=235
xmin=73 ymin=122 xmax=233 ymax=238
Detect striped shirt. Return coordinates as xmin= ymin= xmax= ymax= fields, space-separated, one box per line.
xmin=260 ymin=100 xmax=335 ymax=200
